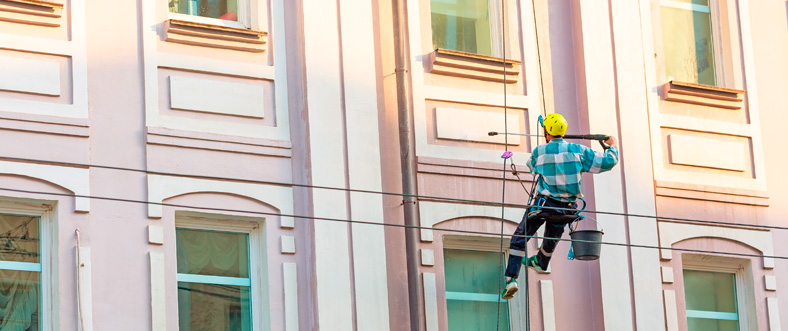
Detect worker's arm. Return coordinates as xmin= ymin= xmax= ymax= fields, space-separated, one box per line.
xmin=527 ymin=148 xmax=538 ymax=173
xmin=581 ymin=143 xmax=619 ymax=174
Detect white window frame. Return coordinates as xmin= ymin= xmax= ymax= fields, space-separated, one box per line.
xmin=658 ymin=0 xmax=727 ymax=86
xmin=0 ymin=198 xmax=58 ymax=331
xmin=167 ymin=0 xmax=252 ymax=29
xmin=427 ymin=0 xmax=516 ymax=59
xmin=175 ymin=211 xmax=269 ymax=331
xmin=442 ymin=235 xmax=527 ymax=331
xmin=681 ymin=254 xmax=758 ymax=331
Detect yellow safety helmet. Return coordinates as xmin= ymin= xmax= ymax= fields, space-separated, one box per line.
xmin=542 ymin=113 xmax=567 ymax=136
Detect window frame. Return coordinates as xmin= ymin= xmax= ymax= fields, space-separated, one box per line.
xmin=681 ymin=254 xmax=757 ymax=331
xmin=174 ymin=211 xmax=269 ymax=331
xmin=656 ymin=0 xmax=731 ymax=87
xmin=167 ymin=0 xmax=252 ymax=29
xmin=0 ymin=198 xmax=58 ymax=331
xmin=441 ymin=235 xmax=528 ymax=331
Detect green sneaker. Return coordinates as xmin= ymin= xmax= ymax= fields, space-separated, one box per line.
xmin=523 ymin=255 xmax=545 ymax=273
xmin=501 ymin=278 xmax=518 ymax=300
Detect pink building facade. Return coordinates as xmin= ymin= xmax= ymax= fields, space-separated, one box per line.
xmin=0 ymin=0 xmax=786 ymax=330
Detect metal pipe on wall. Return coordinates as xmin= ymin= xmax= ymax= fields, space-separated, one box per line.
xmin=391 ymin=0 xmax=424 ymax=329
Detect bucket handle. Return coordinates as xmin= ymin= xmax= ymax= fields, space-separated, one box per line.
xmin=570 ymin=215 xmax=604 ymax=233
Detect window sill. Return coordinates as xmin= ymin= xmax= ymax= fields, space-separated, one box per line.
xmin=164 ymin=19 xmax=267 ymax=53
xmin=663 ymin=80 xmax=745 ymax=110
xmin=0 ymin=0 xmax=63 ymax=27
xmin=428 ymin=48 xmax=521 ymax=84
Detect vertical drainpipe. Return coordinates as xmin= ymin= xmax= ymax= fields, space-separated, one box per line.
xmin=391 ymin=0 xmax=423 ymax=330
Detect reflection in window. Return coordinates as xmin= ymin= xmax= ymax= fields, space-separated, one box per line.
xmin=443 ymin=249 xmax=509 ymax=331
xmin=660 ymin=0 xmax=717 ymax=86
xmin=0 ymin=214 xmax=40 ymax=330
xmin=431 ymin=0 xmax=493 ymax=56
xmin=169 ymin=0 xmax=239 ymax=21
xmin=177 ymin=228 xmax=251 ymax=331
xmin=683 ymin=269 xmax=739 ymax=331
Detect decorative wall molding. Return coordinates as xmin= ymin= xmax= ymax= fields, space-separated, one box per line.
xmin=663 ymin=290 xmax=679 ymax=331
xmin=146 ymin=175 xmax=294 ymax=228
xmin=165 ymin=19 xmax=267 ymax=52
xmin=418 ymin=201 xmax=525 ymax=241
xmin=282 ymin=263 xmax=299 ymax=331
xmin=0 ymin=110 xmax=89 ymax=137
xmin=767 ymin=297 xmax=781 ymax=331
xmin=0 ymin=0 xmax=63 ymax=27
xmin=657 ymin=221 xmax=774 ymax=268
xmin=540 ymin=280 xmax=556 ymax=331
xmin=663 ymin=80 xmax=745 ymax=110
xmin=417 ymin=156 xmax=529 ymax=180
xmin=0 ymin=160 xmax=90 ymax=211
xmin=0 ymin=0 xmax=88 ymax=119
xmin=423 ymin=273 xmax=439 ymax=331
xmin=667 ymin=134 xmax=747 ymax=171
xmin=429 ymin=48 xmax=520 ymax=83
xmin=149 ymin=251 xmax=166 ymax=331
xmin=434 ymin=107 xmax=521 ymax=145
xmin=141 ymin=0 xmax=290 ymax=141
xmin=146 ymin=126 xmax=291 ymax=157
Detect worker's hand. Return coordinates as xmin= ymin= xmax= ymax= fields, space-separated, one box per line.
xmin=604 ymin=136 xmax=617 ymax=148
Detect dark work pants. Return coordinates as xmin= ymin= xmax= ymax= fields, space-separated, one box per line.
xmin=505 ymin=198 xmax=577 ymax=278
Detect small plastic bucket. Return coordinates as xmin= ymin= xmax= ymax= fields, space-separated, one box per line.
xmin=569 ymin=230 xmax=604 ymax=261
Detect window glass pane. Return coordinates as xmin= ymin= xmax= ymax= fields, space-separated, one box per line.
xmin=0 ymin=270 xmax=39 ymax=330
xmin=670 ymin=0 xmax=709 ymax=5
xmin=178 ymin=282 xmax=251 ymax=331
xmin=447 ymin=300 xmax=509 ymax=331
xmin=687 ymin=318 xmax=738 ymax=331
xmin=176 ymin=229 xmax=249 ymax=278
xmin=0 ymin=215 xmax=39 ymax=264
xmin=431 ymin=0 xmax=492 ymax=56
xmin=683 ymin=270 xmax=737 ymax=313
xmin=169 ymin=0 xmax=239 ymax=21
xmin=444 ymin=249 xmax=508 ymax=330
xmin=444 ymin=249 xmax=503 ymax=293
xmin=660 ymin=6 xmax=716 ymax=85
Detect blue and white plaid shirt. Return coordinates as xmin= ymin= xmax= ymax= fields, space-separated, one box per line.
xmin=527 ymin=138 xmax=619 ymax=202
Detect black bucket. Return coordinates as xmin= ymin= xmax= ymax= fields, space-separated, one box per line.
xmin=569 ymin=230 xmax=604 ymax=260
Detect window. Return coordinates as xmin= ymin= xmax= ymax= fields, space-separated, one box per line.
xmin=430 ymin=0 xmax=496 ymax=56
xmin=683 ymin=269 xmax=739 ymax=330
xmin=659 ymin=0 xmax=719 ymax=86
xmin=0 ymin=214 xmax=41 ymax=330
xmin=168 ymin=0 xmax=250 ymax=28
xmin=443 ymin=249 xmax=509 ymax=330
xmin=176 ymin=224 xmax=257 ymax=331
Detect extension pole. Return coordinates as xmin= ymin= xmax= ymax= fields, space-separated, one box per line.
xmin=392 ymin=0 xmax=424 ymax=330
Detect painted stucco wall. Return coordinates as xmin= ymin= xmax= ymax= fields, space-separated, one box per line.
xmin=0 ymin=0 xmax=786 ymax=330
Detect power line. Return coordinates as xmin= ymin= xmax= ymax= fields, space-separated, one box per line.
xmin=0 ymin=186 xmax=784 ymax=261
xmin=0 ymin=156 xmax=783 ymax=233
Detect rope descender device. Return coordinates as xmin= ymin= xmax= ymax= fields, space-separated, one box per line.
xmin=501 ymin=151 xmax=513 ymax=159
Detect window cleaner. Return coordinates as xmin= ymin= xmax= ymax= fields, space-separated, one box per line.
xmin=501 ymin=113 xmax=619 ymax=300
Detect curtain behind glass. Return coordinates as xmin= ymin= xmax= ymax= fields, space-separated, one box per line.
xmin=176 ymin=228 xmax=251 ymax=331
xmin=168 ymin=0 xmax=239 ymax=21
xmin=0 ymin=215 xmax=40 ymax=331
xmin=431 ymin=0 xmax=493 ymax=56
xmin=176 ymin=229 xmax=249 ymax=278
xmin=660 ymin=4 xmax=716 ymax=85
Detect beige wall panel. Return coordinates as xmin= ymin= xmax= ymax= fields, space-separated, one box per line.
xmin=169 ymin=75 xmax=265 ymax=118
xmin=435 ymin=107 xmax=521 ymax=145
xmin=424 ymin=100 xmax=530 ymax=154
xmin=0 ymin=54 xmax=60 ymax=96
xmin=668 ymin=133 xmax=747 ymax=171
xmin=157 ymin=68 xmax=275 ymax=126
xmin=660 ymin=128 xmax=753 ymax=179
